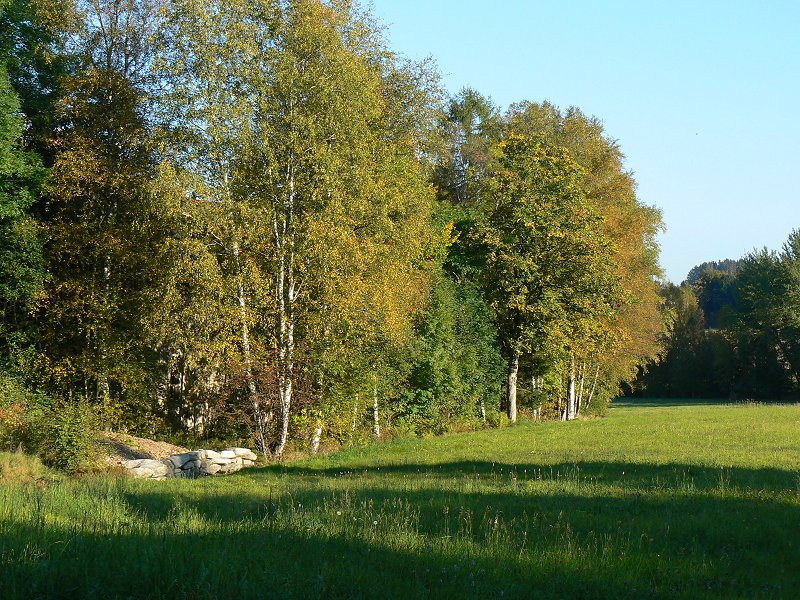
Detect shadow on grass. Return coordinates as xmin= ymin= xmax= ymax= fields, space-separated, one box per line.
xmin=0 ymin=513 xmax=701 ymax=600
xmin=612 ymin=398 xmax=735 ymax=408
xmin=5 ymin=486 xmax=797 ymax=598
xmin=3 ymin=459 xmax=799 ymax=599
xmin=88 ymin=459 xmax=800 ymax=598
xmin=269 ymin=459 xmax=800 ymax=493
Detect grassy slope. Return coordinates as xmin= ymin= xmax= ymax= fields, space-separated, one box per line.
xmin=2 ymin=401 xmax=799 ymax=599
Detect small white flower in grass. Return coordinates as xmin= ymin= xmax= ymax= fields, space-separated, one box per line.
xmin=372 ymin=520 xmax=378 ymax=526
xmin=336 ymin=510 xmax=342 ymax=516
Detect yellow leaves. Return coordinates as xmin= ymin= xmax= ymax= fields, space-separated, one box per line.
xmin=421 ymin=220 xmax=459 ymax=263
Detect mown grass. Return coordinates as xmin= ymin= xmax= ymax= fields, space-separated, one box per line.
xmin=2 ymin=400 xmax=799 ymax=599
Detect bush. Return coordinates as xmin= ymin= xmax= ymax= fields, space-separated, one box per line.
xmin=27 ymin=397 xmax=98 ymax=474
xmin=485 ymin=408 xmax=510 ymax=428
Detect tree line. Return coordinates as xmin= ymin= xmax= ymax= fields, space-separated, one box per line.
xmin=634 ymin=232 xmax=800 ymax=400
xmin=1 ymin=0 xmax=663 ymax=459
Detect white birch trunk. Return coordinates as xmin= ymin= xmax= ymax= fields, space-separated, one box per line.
xmin=576 ymin=360 xmax=586 ymax=415
xmin=372 ymin=380 xmax=380 ymax=439
xmin=311 ymin=422 xmax=323 ymax=454
xmin=273 ymin=154 xmax=296 ymax=458
xmin=232 ymin=240 xmax=267 ymax=454
xmin=224 ymin=166 xmax=267 ymax=455
xmin=479 ymin=397 xmax=486 ymax=424
xmin=586 ymin=364 xmax=600 ymax=409
xmin=566 ymin=353 xmax=577 ymax=421
xmin=507 ymin=350 xmax=519 ymax=423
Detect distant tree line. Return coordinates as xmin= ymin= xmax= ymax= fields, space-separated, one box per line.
xmin=1 ymin=0 xmax=663 ymax=459
xmin=634 ymin=232 xmax=800 ymax=400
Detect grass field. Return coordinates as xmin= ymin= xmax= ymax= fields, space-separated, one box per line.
xmin=2 ymin=400 xmax=800 ymax=599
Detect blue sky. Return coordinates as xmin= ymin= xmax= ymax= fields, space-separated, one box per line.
xmin=369 ymin=1 xmax=800 ymax=283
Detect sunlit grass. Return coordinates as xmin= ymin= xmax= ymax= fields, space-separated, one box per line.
xmin=2 ymin=400 xmax=799 ymax=598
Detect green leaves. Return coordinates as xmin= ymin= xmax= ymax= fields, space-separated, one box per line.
xmin=479 ymin=134 xmax=615 ymax=361
xmin=0 ymin=35 xmax=46 ymax=364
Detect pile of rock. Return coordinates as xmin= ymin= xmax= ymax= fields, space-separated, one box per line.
xmin=123 ymin=447 xmax=258 ymax=480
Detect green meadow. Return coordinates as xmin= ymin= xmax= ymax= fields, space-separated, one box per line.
xmin=2 ymin=400 xmax=799 ymax=599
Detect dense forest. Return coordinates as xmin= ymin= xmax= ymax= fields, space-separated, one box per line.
xmin=634 ymin=232 xmax=800 ymax=400
xmin=1 ymin=0 xmax=668 ymax=464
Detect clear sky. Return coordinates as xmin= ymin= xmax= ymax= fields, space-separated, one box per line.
xmin=369 ymin=0 xmax=800 ymax=283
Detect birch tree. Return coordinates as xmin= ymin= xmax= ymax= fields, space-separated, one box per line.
xmin=506 ymin=103 xmax=663 ymax=409
xmin=478 ymin=134 xmax=617 ymax=422
xmin=160 ymin=0 xmax=437 ymax=454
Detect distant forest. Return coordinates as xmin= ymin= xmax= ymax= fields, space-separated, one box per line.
xmin=633 ymin=234 xmax=800 ymax=400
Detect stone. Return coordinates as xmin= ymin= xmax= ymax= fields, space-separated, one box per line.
xmin=130 ymin=460 xmax=170 ymax=478
xmin=219 ymin=457 xmax=244 ymax=474
xmin=143 ymin=458 xmax=169 ymax=470
xmin=167 ymin=452 xmax=199 ymax=469
xmin=223 ymin=447 xmax=252 ymax=457
xmin=122 ymin=446 xmax=256 ymax=480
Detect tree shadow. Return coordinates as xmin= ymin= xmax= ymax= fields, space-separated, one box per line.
xmin=7 ymin=486 xmax=795 ymax=599
xmin=1 ymin=515 xmax=700 ymax=600
xmin=267 ymin=459 xmax=799 ymax=493
xmin=3 ymin=458 xmax=799 ymax=598
xmin=90 ymin=458 xmax=800 ymax=598
xmin=612 ymin=398 xmax=735 ymax=408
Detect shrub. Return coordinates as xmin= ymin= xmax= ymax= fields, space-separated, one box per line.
xmin=485 ymin=408 xmax=510 ymax=428
xmin=27 ymin=397 xmax=98 ymax=474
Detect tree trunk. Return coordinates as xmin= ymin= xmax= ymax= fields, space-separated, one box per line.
xmin=576 ymin=360 xmax=586 ymax=415
xmin=566 ymin=353 xmax=577 ymax=420
xmin=372 ymin=379 xmax=380 ymax=439
xmin=586 ymin=364 xmax=600 ymax=409
xmin=350 ymin=393 xmax=359 ymax=441
xmin=479 ymin=397 xmax=486 ymax=424
xmin=311 ymin=422 xmax=323 ymax=454
xmin=233 ymin=240 xmax=267 ymax=455
xmin=273 ymin=159 xmax=296 ymax=458
xmin=507 ymin=350 xmax=519 ymax=423
xmin=98 ymin=248 xmax=112 ymax=430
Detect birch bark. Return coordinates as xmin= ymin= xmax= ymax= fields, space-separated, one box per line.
xmin=566 ymin=353 xmax=577 ymax=420
xmin=372 ymin=380 xmax=380 ymax=439
xmin=507 ymin=350 xmax=519 ymax=423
